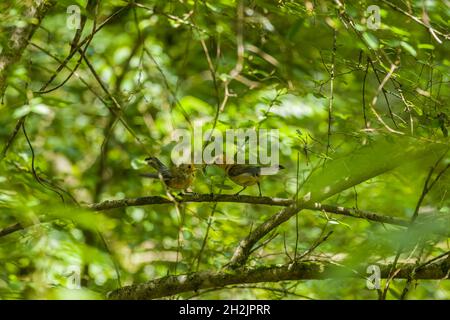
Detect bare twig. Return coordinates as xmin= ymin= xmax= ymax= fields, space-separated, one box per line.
xmin=78 ymin=49 xmax=147 ymax=149
xmin=369 ymin=63 xmax=403 ymax=134
xmin=1 ymin=116 xmax=25 ymax=160
xmin=296 ymin=231 xmax=333 ymax=261
xmin=362 ymin=58 xmax=369 ymax=128
xmin=368 ymin=58 xmax=398 ymax=128
xmin=379 ymin=0 xmax=449 ymax=42
xmin=0 ymin=223 xmax=23 ymax=238
xmin=36 ymin=4 xmax=130 ymax=92
xmin=326 ymin=28 xmax=337 ymax=155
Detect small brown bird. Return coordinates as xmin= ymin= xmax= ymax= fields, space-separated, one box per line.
xmin=215 ymin=157 xmax=284 ymax=196
xmin=142 ymin=156 xmax=196 ymax=192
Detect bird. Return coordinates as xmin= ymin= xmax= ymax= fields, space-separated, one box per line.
xmin=142 ymin=156 xmax=196 ymax=192
xmin=214 ymin=156 xmax=284 ymax=196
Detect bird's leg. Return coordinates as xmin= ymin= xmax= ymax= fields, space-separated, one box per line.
xmin=165 ymin=190 xmax=179 ymax=202
xmin=235 ymin=186 xmax=247 ymax=195
xmin=171 ymin=191 xmax=183 ymax=200
xmin=257 ymin=182 xmax=262 ymax=197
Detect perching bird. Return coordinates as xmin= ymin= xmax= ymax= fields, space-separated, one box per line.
xmin=215 ymin=158 xmax=284 ymax=196
xmin=142 ymin=156 xmax=196 ymax=192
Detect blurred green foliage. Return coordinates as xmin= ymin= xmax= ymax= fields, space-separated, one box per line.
xmin=0 ymin=0 xmax=449 ymax=299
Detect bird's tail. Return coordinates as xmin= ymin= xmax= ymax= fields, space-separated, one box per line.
xmin=145 ymin=156 xmax=169 ymax=173
xmin=139 ymin=173 xmax=160 ymax=179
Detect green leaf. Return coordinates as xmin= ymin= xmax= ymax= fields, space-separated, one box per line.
xmin=299 ymin=136 xmax=446 ymax=203
xmin=400 ymin=41 xmax=417 ymax=57
xmin=31 ymin=103 xmax=51 ymax=115
xmin=418 ymin=43 xmax=435 ymax=50
xmin=362 ymin=32 xmax=379 ymax=49
xmin=13 ymin=105 xmax=31 ymax=118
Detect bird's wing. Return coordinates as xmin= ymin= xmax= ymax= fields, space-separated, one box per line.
xmin=140 ymin=173 xmax=160 ymax=179
xmin=227 ymin=165 xmax=261 ymax=177
xmin=146 ymin=157 xmax=171 ymax=177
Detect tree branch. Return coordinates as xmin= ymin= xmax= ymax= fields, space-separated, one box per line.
xmin=88 ymin=194 xmax=291 ymax=210
xmin=87 ymin=193 xmax=409 ymax=226
xmin=0 ymin=193 xmax=411 ymax=239
xmin=0 ymin=222 xmax=23 ymax=238
xmin=108 ymin=259 xmax=449 ymax=300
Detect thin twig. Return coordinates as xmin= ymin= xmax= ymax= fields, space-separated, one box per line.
xmin=379 ymin=0 xmax=448 ymax=42
xmin=326 ymin=28 xmax=337 ymax=156
xmin=383 ymin=153 xmax=449 ymax=299
xmin=362 ymin=58 xmax=369 ymax=128
xmin=369 ymin=63 xmax=403 ymax=134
